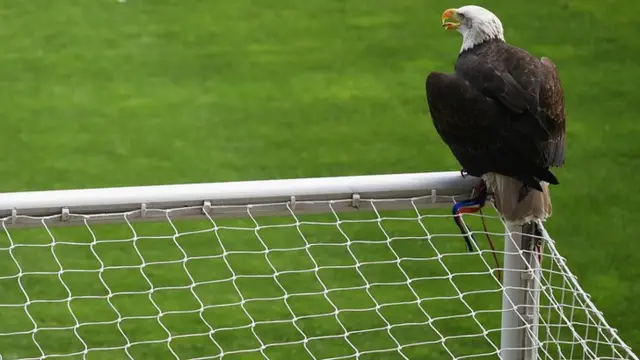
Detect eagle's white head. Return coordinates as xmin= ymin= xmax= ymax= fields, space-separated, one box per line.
xmin=441 ymin=5 xmax=505 ymax=53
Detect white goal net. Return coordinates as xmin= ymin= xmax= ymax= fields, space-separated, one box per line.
xmin=0 ymin=172 xmax=636 ymax=360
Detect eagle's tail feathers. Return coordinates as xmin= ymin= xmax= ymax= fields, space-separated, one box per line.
xmin=534 ymin=167 xmax=559 ymax=185
xmin=519 ymin=175 xmax=543 ymax=193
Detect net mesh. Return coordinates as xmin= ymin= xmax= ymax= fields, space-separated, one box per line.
xmin=0 ymin=195 xmax=636 ymax=360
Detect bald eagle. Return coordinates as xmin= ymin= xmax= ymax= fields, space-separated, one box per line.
xmin=426 ymin=5 xmax=566 ymax=225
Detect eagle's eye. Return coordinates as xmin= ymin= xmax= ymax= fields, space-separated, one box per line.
xmin=458 ymin=13 xmax=466 ymax=20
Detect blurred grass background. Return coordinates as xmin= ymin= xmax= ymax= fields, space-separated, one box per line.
xmin=0 ymin=0 xmax=638 ymax=358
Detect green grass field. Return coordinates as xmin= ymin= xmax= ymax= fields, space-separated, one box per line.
xmin=0 ymin=0 xmax=639 ymax=358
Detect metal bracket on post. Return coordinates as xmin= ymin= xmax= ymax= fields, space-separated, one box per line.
xmin=11 ymin=209 xmax=17 ymax=225
xmin=289 ymin=196 xmax=296 ymax=211
xmin=521 ymin=270 xmax=534 ymax=281
xmin=351 ymin=193 xmax=361 ymax=209
xmin=140 ymin=203 xmax=147 ymax=218
xmin=499 ymin=222 xmax=542 ymax=360
xmin=61 ymin=207 xmax=70 ymax=222
xmin=431 ymin=189 xmax=437 ymax=204
xmin=203 ymin=201 xmax=212 ymax=215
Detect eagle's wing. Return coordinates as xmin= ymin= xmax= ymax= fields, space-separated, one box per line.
xmin=454 ymin=57 xmax=534 ymax=114
xmin=425 ymin=71 xmax=556 ymax=189
xmin=455 ymin=52 xmax=565 ymax=169
xmin=455 ymin=54 xmax=553 ymax=142
xmin=538 ymin=57 xmax=566 ymax=167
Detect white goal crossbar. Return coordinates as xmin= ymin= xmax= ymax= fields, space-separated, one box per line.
xmin=0 ymin=171 xmax=636 ymax=360
xmin=0 ymin=172 xmax=478 ymax=227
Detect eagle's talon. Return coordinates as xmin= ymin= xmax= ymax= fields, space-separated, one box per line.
xmin=471 ymin=180 xmax=487 ymax=198
xmin=474 ymin=180 xmax=487 ymax=194
xmin=460 ymin=168 xmax=468 ymax=177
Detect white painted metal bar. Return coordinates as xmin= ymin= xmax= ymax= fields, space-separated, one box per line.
xmin=0 ymin=171 xmax=481 ymax=228
xmin=500 ymin=222 xmax=542 ymax=360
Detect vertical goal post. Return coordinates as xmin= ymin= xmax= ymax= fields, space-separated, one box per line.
xmin=0 ymin=171 xmax=636 ymax=360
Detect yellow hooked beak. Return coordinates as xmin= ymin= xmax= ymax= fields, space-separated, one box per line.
xmin=441 ymin=8 xmax=460 ymax=30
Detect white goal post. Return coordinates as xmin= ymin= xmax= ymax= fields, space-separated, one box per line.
xmin=0 ymin=171 xmax=636 ymax=360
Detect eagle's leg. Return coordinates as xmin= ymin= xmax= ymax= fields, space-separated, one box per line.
xmin=472 ymin=179 xmax=487 ymax=198
xmin=451 ymin=179 xmax=488 ymax=253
